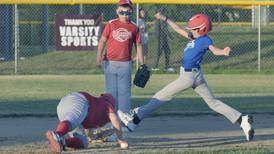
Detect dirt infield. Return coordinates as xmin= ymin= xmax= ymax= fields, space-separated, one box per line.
xmin=0 ymin=114 xmax=274 ymax=153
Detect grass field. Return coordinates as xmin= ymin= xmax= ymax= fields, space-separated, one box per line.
xmin=0 ymin=74 xmax=273 ymax=116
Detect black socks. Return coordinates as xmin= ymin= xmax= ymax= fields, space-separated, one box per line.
xmin=237 ymin=116 xmax=242 ymax=124
xmin=133 ymin=114 xmax=141 ymax=125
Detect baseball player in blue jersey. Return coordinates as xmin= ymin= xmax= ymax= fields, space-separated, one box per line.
xmin=118 ymin=12 xmax=254 ymax=141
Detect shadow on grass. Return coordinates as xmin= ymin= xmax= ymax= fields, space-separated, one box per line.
xmin=0 ymin=95 xmax=274 ymax=118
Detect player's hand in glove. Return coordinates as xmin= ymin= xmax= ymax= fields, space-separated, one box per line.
xmin=133 ymin=64 xmax=151 ymax=88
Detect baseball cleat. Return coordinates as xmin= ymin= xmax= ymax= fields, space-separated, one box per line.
xmin=240 ymin=115 xmax=255 ymax=141
xmin=88 ymin=128 xmax=115 ymax=143
xmin=118 ymin=110 xmax=138 ymax=132
xmin=46 ymin=130 xmax=65 ymax=153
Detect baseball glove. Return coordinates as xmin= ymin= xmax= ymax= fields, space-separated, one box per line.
xmin=86 ymin=128 xmax=115 ymax=143
xmin=133 ymin=64 xmax=150 ymax=88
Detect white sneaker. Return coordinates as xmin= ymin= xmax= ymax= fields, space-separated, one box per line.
xmin=167 ymin=67 xmax=175 ymax=72
xmin=118 ymin=110 xmax=138 ymax=132
xmin=240 ymin=115 xmax=255 ymax=141
xmin=152 ymin=68 xmax=160 ymax=71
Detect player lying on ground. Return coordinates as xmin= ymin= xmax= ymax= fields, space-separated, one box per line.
xmin=118 ymin=13 xmax=254 ymax=141
xmin=46 ymin=92 xmax=128 ymax=153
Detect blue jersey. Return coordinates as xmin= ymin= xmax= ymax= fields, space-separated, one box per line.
xmin=182 ymin=34 xmax=213 ymax=69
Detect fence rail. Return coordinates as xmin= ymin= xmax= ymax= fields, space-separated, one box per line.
xmin=2 ymin=0 xmax=274 ymax=5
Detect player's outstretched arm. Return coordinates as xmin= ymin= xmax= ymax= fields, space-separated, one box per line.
xmin=209 ymin=45 xmax=231 ymax=56
xmin=154 ymin=12 xmax=188 ymax=39
xmin=108 ymin=112 xmax=129 ymax=149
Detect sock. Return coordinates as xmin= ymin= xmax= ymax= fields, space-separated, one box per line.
xmin=56 ymin=120 xmax=71 ymax=136
xmin=65 ymin=137 xmax=85 ymax=149
xmin=133 ymin=114 xmax=141 ymax=125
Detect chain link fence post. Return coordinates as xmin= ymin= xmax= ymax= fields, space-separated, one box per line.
xmin=42 ymin=5 xmax=49 ymax=53
xmin=14 ymin=4 xmax=19 ymax=74
xmin=258 ymin=5 xmax=261 ymax=73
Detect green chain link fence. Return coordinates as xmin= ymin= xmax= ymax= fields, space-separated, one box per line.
xmin=0 ymin=4 xmax=273 ymax=74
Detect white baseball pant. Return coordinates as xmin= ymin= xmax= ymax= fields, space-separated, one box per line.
xmin=136 ymin=67 xmax=242 ymax=123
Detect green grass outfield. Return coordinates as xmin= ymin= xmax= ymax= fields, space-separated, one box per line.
xmin=0 ymin=74 xmax=273 ymax=117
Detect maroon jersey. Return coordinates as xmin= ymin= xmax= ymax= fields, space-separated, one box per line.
xmin=79 ymin=92 xmax=116 ymax=129
xmin=102 ymin=18 xmax=141 ymax=61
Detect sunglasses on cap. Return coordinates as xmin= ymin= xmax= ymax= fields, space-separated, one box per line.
xmin=118 ymin=10 xmax=132 ymax=16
